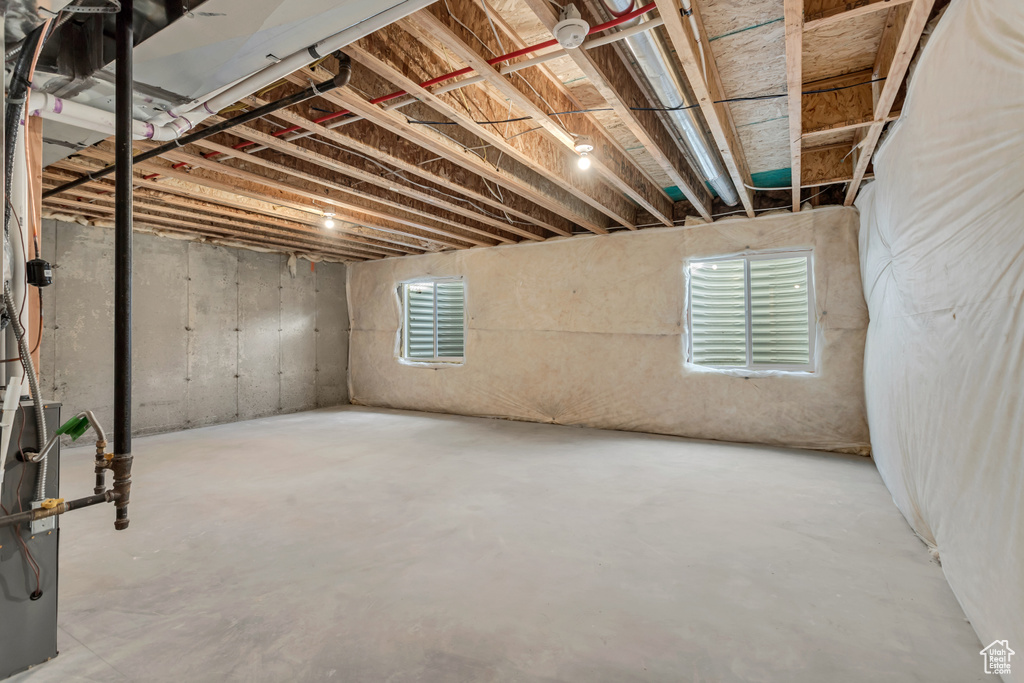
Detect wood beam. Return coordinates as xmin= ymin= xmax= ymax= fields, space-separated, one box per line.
xmin=800 ymin=142 xmax=860 ymax=187
xmin=72 ymin=144 xmax=497 ymax=249
xmin=516 ymin=0 xmax=716 ymax=220
xmin=844 ymin=0 xmax=934 ymax=204
xmin=286 ymin=68 xmax=602 ymax=234
xmin=153 ymin=146 xmax=503 ymax=247
xmin=53 ymin=152 xmax=475 ymax=253
xmin=802 ymin=69 xmax=875 ymax=136
xmin=651 ymin=0 xmax=754 ymax=216
xmin=131 ymin=167 xmax=461 ymax=251
xmin=200 ymin=112 xmax=550 ymax=240
xmin=784 ymin=0 xmax=804 ymax=211
xmin=804 ymin=0 xmax=913 ymax=32
xmin=131 ymin=173 xmax=461 ymax=251
xmin=345 ymin=32 xmax=643 ymax=233
xmin=41 ymin=173 xmax=410 ymax=258
xmin=408 ymin=1 xmax=674 ymax=227
xmin=169 ymin=135 xmax=518 ymax=246
xmin=42 ymin=195 xmax=373 ymax=260
xmin=26 ymin=116 xmax=43 ymax=372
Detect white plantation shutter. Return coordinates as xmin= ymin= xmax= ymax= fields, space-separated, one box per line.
xmin=688 ymin=253 xmax=812 ymax=369
xmin=750 ymin=257 xmax=810 ymax=365
xmin=690 ymin=259 xmax=747 ymax=366
xmin=403 ymin=280 xmax=465 ymax=361
xmin=404 ymin=283 xmax=436 ymax=359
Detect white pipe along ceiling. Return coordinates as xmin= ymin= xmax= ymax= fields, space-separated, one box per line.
xmin=31 ymin=0 xmax=435 ymax=159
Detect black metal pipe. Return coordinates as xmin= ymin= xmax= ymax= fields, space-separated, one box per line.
xmin=42 ymin=54 xmax=353 ymax=199
xmin=112 ymin=0 xmax=133 ymax=531
xmin=0 ymin=491 xmax=118 ymax=529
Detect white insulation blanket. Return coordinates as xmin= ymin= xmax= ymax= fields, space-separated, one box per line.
xmin=855 ymin=0 xmax=1024 ymax=666
xmin=349 ymin=206 xmax=870 ymax=452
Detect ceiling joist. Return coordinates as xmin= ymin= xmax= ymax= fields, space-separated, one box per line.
xmin=38 ymin=0 xmax=942 ymax=257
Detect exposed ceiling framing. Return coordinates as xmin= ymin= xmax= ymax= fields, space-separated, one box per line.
xmin=40 ymin=0 xmax=943 ymax=260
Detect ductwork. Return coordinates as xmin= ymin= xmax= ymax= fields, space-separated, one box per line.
xmin=600 ymin=0 xmax=740 ymax=205
xmin=142 ymin=0 xmax=435 ymax=137
xmin=28 ymin=0 xmax=434 ymax=143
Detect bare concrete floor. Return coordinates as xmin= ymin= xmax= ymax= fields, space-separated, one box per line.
xmin=11 ymin=407 xmax=982 ymax=682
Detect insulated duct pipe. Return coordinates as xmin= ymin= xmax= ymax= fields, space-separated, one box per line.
xmin=600 ymin=0 xmax=739 ymax=205
xmin=42 ymin=56 xmax=353 ymax=199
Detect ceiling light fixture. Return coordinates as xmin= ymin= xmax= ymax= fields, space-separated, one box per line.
xmin=323 ymin=212 xmax=336 ymax=229
xmin=574 ymin=135 xmax=594 ymax=171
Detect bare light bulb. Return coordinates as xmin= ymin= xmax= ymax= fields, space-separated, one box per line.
xmin=324 ymin=217 xmax=335 ymax=229
xmin=578 ymin=154 xmax=591 ymax=170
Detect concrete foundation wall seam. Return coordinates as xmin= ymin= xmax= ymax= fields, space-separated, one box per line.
xmin=39 ymin=219 xmax=350 ymax=440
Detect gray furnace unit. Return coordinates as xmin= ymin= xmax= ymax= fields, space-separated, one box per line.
xmin=0 ymin=401 xmax=61 ymax=679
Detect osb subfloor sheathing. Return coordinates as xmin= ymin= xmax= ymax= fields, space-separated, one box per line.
xmin=11 ymin=407 xmax=983 ymax=682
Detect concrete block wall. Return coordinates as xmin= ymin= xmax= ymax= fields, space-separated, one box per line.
xmin=38 ymin=219 xmax=349 ymax=437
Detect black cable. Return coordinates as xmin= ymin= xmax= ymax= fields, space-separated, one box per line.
xmin=405 ymin=77 xmax=887 ymax=126
xmin=4 ymin=23 xmax=47 ymax=239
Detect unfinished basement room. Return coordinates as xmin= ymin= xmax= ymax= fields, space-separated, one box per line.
xmin=1 ymin=0 xmax=1020 ymax=680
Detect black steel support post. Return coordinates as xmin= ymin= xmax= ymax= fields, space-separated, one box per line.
xmin=112 ymin=0 xmax=134 ymax=531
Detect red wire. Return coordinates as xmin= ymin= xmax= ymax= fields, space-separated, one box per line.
xmin=144 ymin=3 xmax=658 ymax=173
xmin=263 ymin=1 xmax=657 ymax=138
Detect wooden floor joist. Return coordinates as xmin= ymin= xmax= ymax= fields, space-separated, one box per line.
xmin=71 ymin=144 xmax=500 ymax=249
xmin=409 ymin=0 xmax=674 ymax=228
xmin=43 ymin=193 xmax=377 ymax=260
xmin=521 ymin=0 xmax=715 ymax=220
xmin=804 ymin=0 xmax=915 ymax=32
xmin=41 ymin=173 xmax=415 ymax=257
xmin=783 ymin=0 xmax=805 ymax=211
xmin=652 ymin=0 xmax=754 ymax=217
xmin=155 ymin=147 xmax=505 ymax=247
xmin=167 ymin=137 xmax=520 ymax=246
xmin=196 ymin=114 xmax=548 ymax=241
xmin=844 ymin=0 xmax=935 ymax=205
xmin=36 ymin=0 xmax=934 ymax=256
xmin=260 ymin=79 xmax=578 ymax=237
xmin=346 ymin=34 xmax=631 ymax=233
xmin=52 ymin=154 xmax=477 ymax=252
xmin=285 ymin=68 xmax=599 ymax=236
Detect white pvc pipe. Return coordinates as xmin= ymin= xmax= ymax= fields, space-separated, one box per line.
xmin=29 ymin=92 xmax=184 ymax=140
xmin=28 ymin=0 xmax=435 ymax=142
xmin=148 ymin=0 xmax=436 ymax=137
xmin=247 ymin=18 xmax=666 ymax=152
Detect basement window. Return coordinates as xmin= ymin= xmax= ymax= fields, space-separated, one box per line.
xmin=401 ymin=278 xmax=466 ymax=363
xmin=687 ymin=251 xmax=814 ymax=371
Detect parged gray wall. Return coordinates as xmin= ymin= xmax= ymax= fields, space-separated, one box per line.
xmin=39 ymin=219 xmax=349 ymax=437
